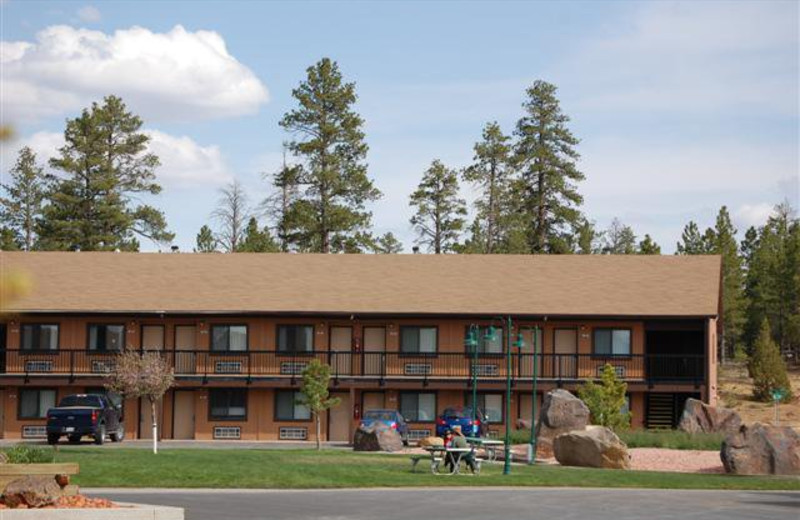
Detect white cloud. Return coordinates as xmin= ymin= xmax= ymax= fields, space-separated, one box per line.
xmin=1 ymin=24 xmax=269 ymax=123
xmin=1 ymin=130 xmax=231 ymax=189
xmin=735 ymin=203 xmax=777 ymax=229
xmin=76 ymin=5 xmax=101 ymax=23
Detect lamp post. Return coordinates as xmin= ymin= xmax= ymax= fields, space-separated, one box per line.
xmin=503 ymin=317 xmax=525 ymax=475
xmin=528 ymin=325 xmax=539 ymax=464
xmin=465 ymin=324 xmax=480 ymax=432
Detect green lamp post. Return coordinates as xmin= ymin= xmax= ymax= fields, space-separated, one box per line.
xmin=503 ymin=318 xmax=525 ymax=475
xmin=528 ymin=325 xmax=539 ymax=464
xmin=465 ymin=324 xmax=497 ymax=435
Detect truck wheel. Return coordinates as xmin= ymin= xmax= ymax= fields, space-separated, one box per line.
xmin=47 ymin=434 xmax=59 ymax=445
xmin=110 ymin=425 xmax=125 ymax=443
xmin=94 ymin=424 xmax=106 ymax=445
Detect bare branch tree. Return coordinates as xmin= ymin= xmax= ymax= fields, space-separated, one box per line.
xmin=212 ymin=180 xmax=250 ymax=253
xmin=105 ymin=351 xmax=174 ymax=454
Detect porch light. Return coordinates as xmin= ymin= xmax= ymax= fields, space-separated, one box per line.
xmin=464 ymin=331 xmax=478 ymax=349
xmin=513 ymin=333 xmax=525 ymax=349
xmin=484 ymin=326 xmax=497 ymax=341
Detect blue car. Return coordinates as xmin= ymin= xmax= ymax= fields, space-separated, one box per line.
xmin=436 ymin=406 xmax=488 ymax=437
xmin=359 ymin=409 xmax=409 ymax=445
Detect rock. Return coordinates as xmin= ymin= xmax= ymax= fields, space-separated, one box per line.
xmin=721 ymin=423 xmax=800 ymax=476
xmin=54 ymin=474 xmax=70 ymax=488
xmin=535 ymin=389 xmax=590 ymax=458
xmin=3 ymin=475 xmax=62 ymax=508
xmin=678 ymin=398 xmax=742 ymax=435
xmin=417 ymin=436 xmax=443 ymax=448
xmin=353 ymin=422 xmax=403 ymax=452
xmin=553 ymin=426 xmax=631 ymax=470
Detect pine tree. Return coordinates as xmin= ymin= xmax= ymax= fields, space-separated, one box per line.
xmin=0 ymin=227 xmax=20 ymax=250
xmin=513 ymin=80 xmax=585 ymax=253
xmin=195 ymin=225 xmax=217 ymax=253
xmin=279 ymin=58 xmax=381 ymax=253
xmin=637 ymin=234 xmax=661 ymax=255
xmin=601 ymin=218 xmax=637 ymax=254
xmin=676 ymin=221 xmax=711 ymax=255
xmin=463 ymin=122 xmax=513 ymax=253
xmin=743 ymin=203 xmax=800 ymax=359
xmin=39 ymin=96 xmax=173 ymax=250
xmin=749 ymin=319 xmax=793 ymax=403
xmin=704 ymin=207 xmax=747 ymax=360
xmin=373 ymin=232 xmax=403 ymax=254
xmin=238 ymin=217 xmax=279 ymax=252
xmin=262 ymin=144 xmax=301 ymax=252
xmin=577 ymin=364 xmax=632 ymax=430
xmin=573 ymin=218 xmax=601 ymax=254
xmin=409 ymin=160 xmax=466 ymax=254
xmin=211 ymin=180 xmax=249 ymax=253
xmin=1 ymin=147 xmax=46 ymax=250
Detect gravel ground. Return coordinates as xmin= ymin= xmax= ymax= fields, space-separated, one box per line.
xmin=629 ymin=448 xmax=724 ymax=473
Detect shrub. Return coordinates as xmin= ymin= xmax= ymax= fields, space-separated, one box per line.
xmin=577 ymin=364 xmax=631 ymax=430
xmin=749 ymin=319 xmax=793 ymax=403
xmin=618 ymin=430 xmax=724 ymax=451
xmin=4 ymin=444 xmax=56 ymax=464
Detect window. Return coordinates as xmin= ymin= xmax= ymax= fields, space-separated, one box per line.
xmin=399 ymin=392 xmax=436 ymax=422
xmin=20 ymin=324 xmax=58 ymax=351
xmin=593 ymin=329 xmax=631 ymax=356
xmin=276 ymin=325 xmax=314 ymax=353
xmin=19 ymin=389 xmax=56 ymax=419
xmin=466 ymin=393 xmax=503 ymax=423
xmin=464 ymin=326 xmax=502 ymax=354
xmin=211 ymin=325 xmax=248 ymax=352
xmin=400 ymin=327 xmax=437 ymax=354
xmin=275 ymin=390 xmax=311 ymax=421
xmin=209 ymin=389 xmax=247 ymax=420
xmin=88 ymin=324 xmax=125 ymax=351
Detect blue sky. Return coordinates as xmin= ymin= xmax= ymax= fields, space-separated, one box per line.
xmin=1 ymin=0 xmax=798 ymax=252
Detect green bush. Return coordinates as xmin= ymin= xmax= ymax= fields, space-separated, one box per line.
xmin=578 ymin=364 xmax=631 ymax=430
xmin=509 ymin=428 xmax=533 ymax=445
xmin=749 ymin=319 xmax=793 ymax=403
xmin=4 ymin=444 xmax=56 ymax=464
xmin=618 ymin=430 xmax=724 ymax=451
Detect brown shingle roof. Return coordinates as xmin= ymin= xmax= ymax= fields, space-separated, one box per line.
xmin=0 ymin=252 xmax=721 ymax=317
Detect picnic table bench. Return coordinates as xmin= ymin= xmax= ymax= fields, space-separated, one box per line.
xmin=465 ymin=437 xmax=505 ymax=462
xmin=410 ymin=446 xmax=480 ymax=475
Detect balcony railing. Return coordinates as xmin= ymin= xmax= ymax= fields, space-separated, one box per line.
xmin=0 ymin=349 xmax=705 ymax=384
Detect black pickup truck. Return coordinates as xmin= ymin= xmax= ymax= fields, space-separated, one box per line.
xmin=46 ymin=393 xmax=125 ymax=445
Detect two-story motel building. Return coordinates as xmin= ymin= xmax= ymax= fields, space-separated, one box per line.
xmin=0 ymin=252 xmax=720 ymax=443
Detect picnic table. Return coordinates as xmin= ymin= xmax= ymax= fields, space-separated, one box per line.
xmin=410 ymin=446 xmax=479 ymax=475
xmin=465 ymin=437 xmax=505 ymax=462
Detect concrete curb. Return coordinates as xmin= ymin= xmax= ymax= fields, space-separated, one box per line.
xmin=0 ymin=502 xmax=183 ymax=519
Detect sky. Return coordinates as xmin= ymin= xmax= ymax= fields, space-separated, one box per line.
xmin=1 ymin=0 xmax=798 ymax=253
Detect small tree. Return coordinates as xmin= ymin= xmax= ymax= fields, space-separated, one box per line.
xmin=749 ymin=319 xmax=793 ymax=403
xmin=106 ymin=351 xmax=174 ymax=454
xmin=578 ymin=364 xmax=631 ymax=430
xmin=299 ymin=359 xmax=341 ymax=450
xmin=195 ymin=225 xmax=217 ymax=252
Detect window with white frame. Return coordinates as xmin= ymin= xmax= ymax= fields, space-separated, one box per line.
xmin=400 ymin=327 xmax=437 ymax=354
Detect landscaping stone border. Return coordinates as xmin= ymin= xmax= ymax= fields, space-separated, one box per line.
xmin=0 ymin=501 xmax=183 ymax=519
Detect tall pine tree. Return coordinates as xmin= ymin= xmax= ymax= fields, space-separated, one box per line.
xmin=676 ymin=221 xmax=711 ymax=254
xmin=279 ymin=58 xmax=381 ymax=253
xmin=1 ymin=146 xmax=47 ymax=250
xmin=238 ymin=217 xmax=279 ymax=252
xmin=195 ymin=225 xmax=217 ymax=253
xmin=601 ymin=218 xmax=637 ymax=254
xmin=462 ymin=122 xmax=513 ymax=253
xmin=39 ymin=96 xmax=172 ymax=250
xmin=637 ymin=234 xmax=662 ymax=255
xmin=513 ymin=80 xmax=585 ymax=253
xmin=409 ymin=160 xmax=466 ymax=254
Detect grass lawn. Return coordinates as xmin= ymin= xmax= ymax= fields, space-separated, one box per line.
xmin=53 ymin=448 xmax=800 ymax=491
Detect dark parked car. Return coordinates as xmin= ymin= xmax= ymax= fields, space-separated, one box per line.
xmin=46 ymin=393 xmax=124 ymax=445
xmin=359 ymin=409 xmax=409 ymax=445
xmin=436 ymin=406 xmax=488 ymax=437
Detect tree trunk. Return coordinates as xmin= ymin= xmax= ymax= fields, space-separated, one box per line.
xmin=150 ymin=398 xmax=158 ymax=455
xmin=316 ymin=414 xmax=321 ymax=451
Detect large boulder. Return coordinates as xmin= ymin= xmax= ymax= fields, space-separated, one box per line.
xmin=3 ymin=475 xmax=62 ymax=508
xmin=553 ymin=426 xmax=631 ymax=470
xmin=535 ymin=389 xmax=590 ymax=458
xmin=417 ymin=436 xmax=443 ymax=448
xmin=721 ymin=423 xmax=800 ymax=476
xmin=353 ymin=422 xmax=403 ymax=452
xmin=678 ymin=398 xmax=742 ymax=435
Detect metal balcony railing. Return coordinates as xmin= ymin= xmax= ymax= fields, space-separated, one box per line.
xmin=0 ymin=349 xmax=706 ymax=384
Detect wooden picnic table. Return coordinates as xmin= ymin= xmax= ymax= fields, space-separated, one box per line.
xmin=465 ymin=437 xmax=504 ymax=462
xmin=411 ymin=446 xmax=477 ymax=475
